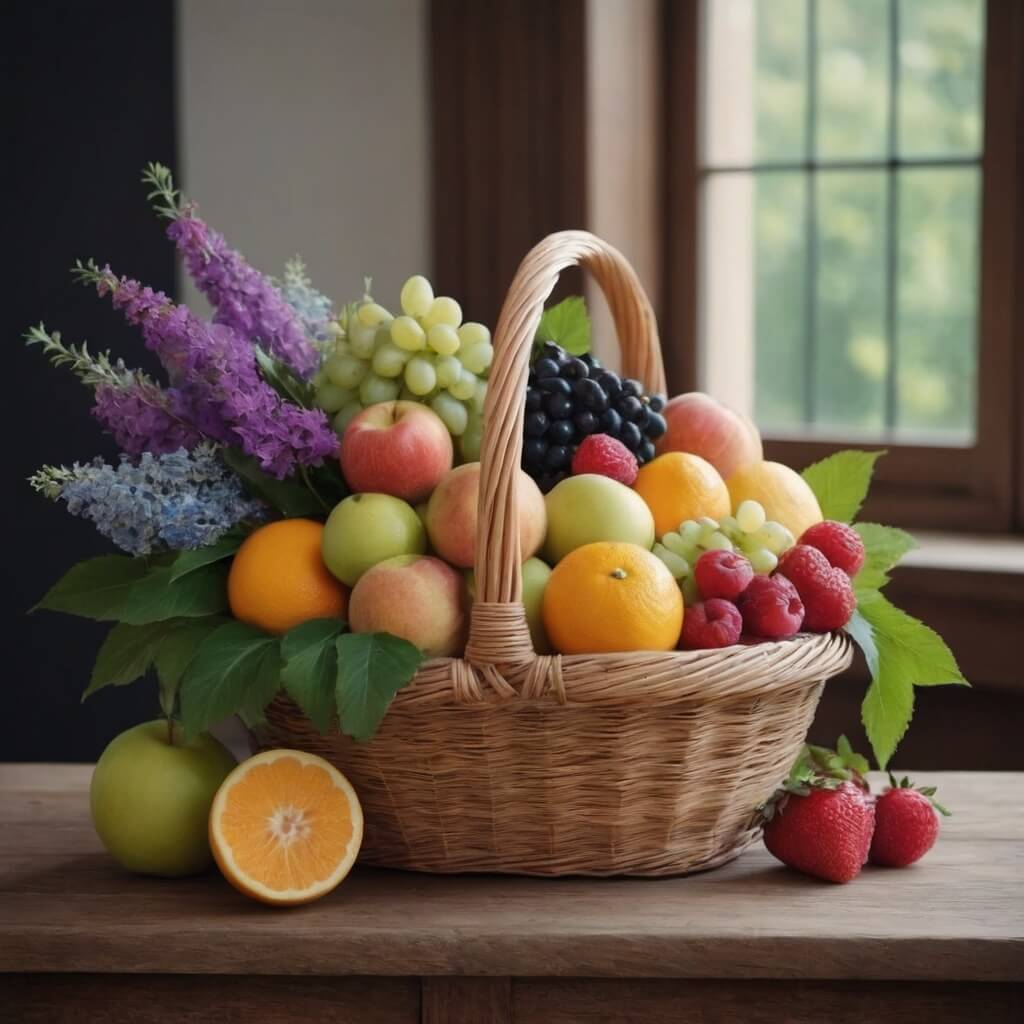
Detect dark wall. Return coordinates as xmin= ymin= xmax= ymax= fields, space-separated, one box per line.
xmin=4 ymin=2 xmax=178 ymax=761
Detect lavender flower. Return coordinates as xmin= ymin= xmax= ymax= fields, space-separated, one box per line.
xmin=143 ymin=163 xmax=319 ymax=377
xmin=74 ymin=261 xmax=339 ymax=478
xmin=29 ymin=446 xmax=267 ymax=556
xmin=24 ymin=324 xmax=201 ymax=455
xmin=279 ymin=256 xmax=336 ymax=343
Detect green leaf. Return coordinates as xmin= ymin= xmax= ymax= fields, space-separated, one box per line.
xmin=334 ymin=632 xmax=424 ymax=741
xmin=169 ymin=530 xmax=248 ymax=582
xmin=854 ymin=522 xmax=917 ymax=593
xmin=281 ymin=618 xmax=345 ymax=733
xmin=33 ymin=556 xmax=149 ymax=620
xmin=84 ymin=621 xmax=177 ymax=700
xmin=844 ymin=608 xmax=879 ymax=677
xmin=858 ymin=591 xmax=967 ymax=768
xmin=179 ymin=622 xmax=282 ymax=739
xmin=801 ymin=449 xmax=885 ymax=524
xmin=254 ymin=345 xmax=316 ymax=408
xmin=221 ymin=447 xmax=325 ymax=518
xmin=153 ymin=617 xmax=224 ymax=717
xmin=119 ymin=563 xmax=228 ymax=624
xmin=535 ymin=296 xmax=591 ymax=356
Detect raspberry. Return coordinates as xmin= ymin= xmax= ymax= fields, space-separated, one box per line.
xmin=736 ymin=574 xmax=804 ymax=639
xmin=777 ymin=545 xmax=856 ymax=632
xmin=694 ymin=549 xmax=754 ymax=601
xmin=680 ymin=598 xmax=743 ymax=649
xmin=800 ymin=520 xmax=866 ymax=576
xmin=571 ymin=433 xmax=638 ymax=485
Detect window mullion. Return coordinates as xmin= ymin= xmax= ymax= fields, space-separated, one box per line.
xmin=803 ymin=0 xmax=819 ymax=428
xmin=884 ymin=0 xmax=901 ymax=430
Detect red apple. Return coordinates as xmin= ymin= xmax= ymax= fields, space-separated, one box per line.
xmin=341 ymin=401 xmax=453 ymax=503
xmin=655 ymin=392 xmax=763 ymax=480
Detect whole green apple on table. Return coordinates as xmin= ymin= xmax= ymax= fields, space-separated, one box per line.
xmin=22 ymin=164 xmax=967 ymax=908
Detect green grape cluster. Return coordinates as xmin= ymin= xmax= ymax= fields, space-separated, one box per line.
xmin=652 ymin=500 xmax=796 ymax=605
xmin=311 ymin=275 xmax=492 ymax=461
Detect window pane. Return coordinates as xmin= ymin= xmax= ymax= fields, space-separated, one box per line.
xmin=898 ymin=0 xmax=985 ymax=158
xmin=813 ymin=171 xmax=888 ymax=433
xmin=752 ymin=174 xmax=807 ymax=430
xmin=896 ymin=167 xmax=979 ymax=439
xmin=816 ymin=0 xmax=891 ymax=160
xmin=703 ymin=0 xmax=806 ymax=166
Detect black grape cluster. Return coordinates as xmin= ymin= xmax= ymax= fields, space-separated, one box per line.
xmin=522 ymin=341 xmax=667 ymax=492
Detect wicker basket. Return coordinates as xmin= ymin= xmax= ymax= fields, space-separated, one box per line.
xmin=263 ymin=230 xmax=852 ymax=877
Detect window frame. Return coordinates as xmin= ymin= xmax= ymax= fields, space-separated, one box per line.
xmin=663 ymin=0 xmax=1024 ymax=532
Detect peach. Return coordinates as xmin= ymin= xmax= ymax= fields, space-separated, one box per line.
xmin=340 ymin=400 xmax=453 ymax=503
xmin=655 ymin=392 xmax=763 ymax=481
xmin=348 ymin=554 xmax=468 ymax=658
xmin=425 ymin=462 xmax=546 ymax=569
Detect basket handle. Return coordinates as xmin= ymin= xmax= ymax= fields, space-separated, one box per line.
xmin=472 ymin=231 xmax=666 ymax=619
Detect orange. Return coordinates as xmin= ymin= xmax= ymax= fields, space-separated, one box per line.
xmin=228 ymin=519 xmax=348 ymax=635
xmin=726 ymin=461 xmax=823 ymax=541
xmin=209 ymin=749 xmax=363 ymax=906
xmin=633 ymin=452 xmax=731 ymax=538
xmin=542 ymin=542 xmax=683 ymax=654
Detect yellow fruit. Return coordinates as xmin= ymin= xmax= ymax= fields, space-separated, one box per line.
xmin=542 ymin=542 xmax=683 ymax=654
xmin=633 ymin=452 xmax=731 ymax=538
xmin=209 ymin=749 xmax=363 ymax=906
xmin=726 ymin=461 xmax=823 ymax=540
xmin=228 ymin=519 xmax=348 ymax=635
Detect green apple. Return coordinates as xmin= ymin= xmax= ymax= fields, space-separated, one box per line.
xmin=322 ymin=492 xmax=426 ymax=586
xmin=465 ymin=556 xmax=552 ymax=654
xmin=543 ymin=474 xmax=655 ymax=564
xmin=89 ymin=720 xmax=236 ymax=877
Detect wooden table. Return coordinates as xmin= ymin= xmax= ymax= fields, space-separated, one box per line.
xmin=1 ymin=765 xmax=1021 ymax=1023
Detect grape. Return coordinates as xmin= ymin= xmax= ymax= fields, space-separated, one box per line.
xmin=678 ymin=520 xmax=702 ymax=545
xmin=460 ymin=341 xmax=493 ymax=375
xmin=736 ymin=499 xmax=766 ymax=534
xmin=681 ymin=575 xmax=701 ymax=607
xmin=435 ymin=354 xmax=462 ymax=388
xmin=427 ymin=324 xmax=460 ymax=356
xmin=332 ymin=402 xmax=363 ymax=434
xmin=371 ymin=341 xmax=409 ymax=378
xmin=458 ymin=322 xmax=490 ymax=349
xmin=348 ymin=320 xmax=378 ymax=359
xmin=751 ymin=521 xmax=796 ymax=555
xmin=316 ymin=382 xmax=356 ymax=414
xmin=400 ymin=275 xmax=434 ymax=318
xmin=661 ymin=531 xmax=688 ymax=558
xmin=460 ymin=409 xmax=483 ymax=462
xmin=330 ymin=339 xmax=352 ymax=358
xmin=747 ymin=548 xmax=779 ymax=574
xmin=359 ymin=373 xmax=401 ymax=405
xmin=324 ymin=353 xmax=368 ymax=389
xmin=653 ymin=543 xmax=689 ymax=580
xmin=471 ymin=378 xmax=487 ymax=414
xmin=704 ymin=531 xmax=734 ymax=552
xmin=404 ymin=355 xmax=437 ymax=396
xmin=391 ymin=315 xmax=427 ymax=352
xmin=449 ymin=369 xmax=477 ymax=401
xmin=431 ymin=392 xmax=469 ymax=435
xmin=718 ymin=515 xmax=739 ymax=538
xmin=358 ymin=302 xmax=392 ymax=328
xmin=422 ymin=296 xmax=462 ymax=330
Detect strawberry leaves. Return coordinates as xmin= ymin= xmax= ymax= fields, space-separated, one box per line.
xmin=801 ymin=450 xmax=884 ymax=524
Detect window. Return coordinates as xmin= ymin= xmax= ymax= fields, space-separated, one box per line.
xmin=665 ymin=0 xmax=1022 ymax=531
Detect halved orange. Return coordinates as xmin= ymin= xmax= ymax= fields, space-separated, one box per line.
xmin=209 ymin=749 xmax=363 ymax=906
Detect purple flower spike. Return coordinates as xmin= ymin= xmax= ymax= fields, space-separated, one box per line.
xmin=92 ymin=382 xmax=201 ymax=455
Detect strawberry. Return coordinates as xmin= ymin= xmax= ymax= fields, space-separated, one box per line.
xmin=761 ymin=737 xmax=875 ymax=883
xmin=869 ymin=774 xmax=949 ymax=867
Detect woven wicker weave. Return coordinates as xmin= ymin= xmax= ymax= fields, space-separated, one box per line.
xmin=263 ymin=230 xmax=852 ymax=877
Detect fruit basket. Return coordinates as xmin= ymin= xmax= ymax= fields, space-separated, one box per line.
xmin=261 ymin=231 xmax=853 ymax=877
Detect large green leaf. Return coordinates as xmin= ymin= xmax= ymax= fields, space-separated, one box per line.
xmin=153 ymin=617 xmax=225 ymax=717
xmin=535 ymin=296 xmax=591 ymax=356
xmin=844 ymin=608 xmax=879 ymax=678
xmin=281 ymin=618 xmax=345 ymax=733
xmin=169 ymin=530 xmax=248 ymax=582
xmin=120 ymin=564 xmax=228 ymax=624
xmin=33 ymin=556 xmax=149 ymax=620
xmin=179 ymin=622 xmax=282 ymax=739
xmin=254 ymin=345 xmax=316 ymax=408
xmin=335 ymin=632 xmax=424 ymax=742
xmin=221 ymin=447 xmax=326 ymax=518
xmin=854 ymin=522 xmax=917 ymax=594
xmin=84 ymin=621 xmax=177 ymax=700
xmin=801 ymin=450 xmax=885 ymax=524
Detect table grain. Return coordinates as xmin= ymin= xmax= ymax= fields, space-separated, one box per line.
xmin=1 ymin=764 xmax=1021 ymax=1022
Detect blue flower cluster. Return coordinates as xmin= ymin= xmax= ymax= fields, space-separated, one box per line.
xmin=279 ymin=257 xmax=336 ymax=342
xmin=44 ymin=446 xmax=266 ymax=555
